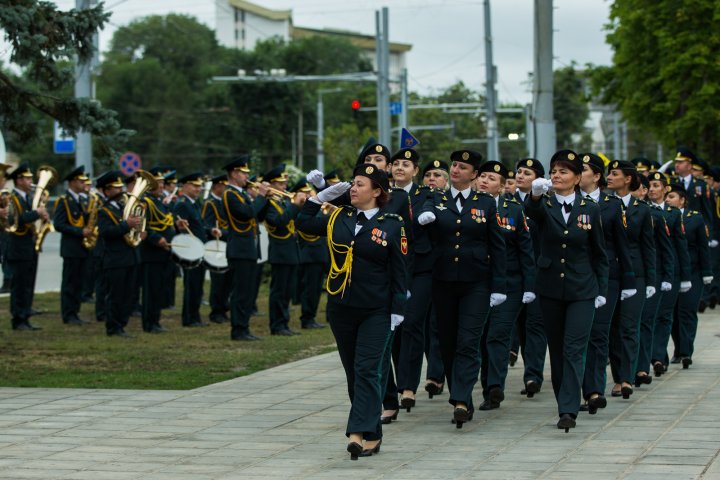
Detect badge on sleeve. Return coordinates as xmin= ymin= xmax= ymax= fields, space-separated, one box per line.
xmin=400 ymin=227 xmax=408 ymax=255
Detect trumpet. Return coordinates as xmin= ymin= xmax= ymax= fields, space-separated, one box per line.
xmin=32 ymin=165 xmax=58 ymax=252
xmin=246 ymin=180 xmax=295 ymax=200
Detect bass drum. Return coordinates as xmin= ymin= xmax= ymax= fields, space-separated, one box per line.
xmin=171 ymin=234 xmax=204 ymax=269
xmin=203 ymin=239 xmax=229 ymax=273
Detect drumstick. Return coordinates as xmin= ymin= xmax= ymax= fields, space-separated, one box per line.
xmin=215 ymin=220 xmax=220 ymax=249
xmin=175 ymin=215 xmax=196 ymax=239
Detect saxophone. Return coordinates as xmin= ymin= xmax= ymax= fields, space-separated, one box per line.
xmin=82 ymin=191 xmax=101 ymax=250
xmin=123 ymin=169 xmax=158 ymax=247
xmin=0 ymin=188 xmax=9 ymax=231
xmin=32 ymin=165 xmax=58 ymax=252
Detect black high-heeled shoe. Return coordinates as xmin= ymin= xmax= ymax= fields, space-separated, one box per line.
xmin=621 ymin=385 xmax=633 ymax=399
xmin=557 ymin=414 xmax=576 ymax=433
xmin=347 ymin=442 xmax=363 ymax=461
xmin=454 ymin=406 xmax=470 ymax=429
xmin=380 ymin=410 xmax=398 ymax=424
xmin=400 ymin=396 xmax=416 ymax=413
xmin=634 ymin=374 xmax=652 ymax=387
xmin=653 ymin=362 xmax=664 ymax=377
xmin=524 ymin=380 xmax=540 ymax=398
xmin=425 ymin=382 xmax=443 ymax=399
xmin=489 ymin=386 xmax=505 ymax=406
xmin=587 ymin=395 xmax=607 ymax=415
xmin=682 ymin=357 xmax=692 ymax=369
xmin=359 ymin=439 xmax=382 ymax=457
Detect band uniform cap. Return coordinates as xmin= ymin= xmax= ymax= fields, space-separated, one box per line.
xmin=223 ymin=155 xmax=251 ymax=173
xmin=632 ymin=157 xmax=650 ymax=172
xmin=709 ymin=166 xmax=720 ymax=183
xmin=478 ymin=160 xmax=508 ymax=178
xmin=648 ymin=160 xmax=661 ymax=172
xmin=96 ymin=170 xmax=124 ymax=189
xmin=422 ymin=160 xmax=449 ymax=177
xmin=450 ymin=149 xmax=482 ymax=169
xmin=579 ymin=153 xmax=605 ymax=175
xmin=649 ymin=171 xmax=670 ymax=185
xmin=668 ymin=183 xmax=687 ymax=198
xmin=507 ymin=170 xmax=515 ymax=179
xmin=693 ymin=157 xmax=709 ymax=174
xmin=357 ymin=143 xmax=391 ymax=166
xmin=674 ymin=146 xmax=697 ymax=163
xmin=607 ymin=159 xmax=636 ymax=175
xmin=550 ymin=149 xmax=582 ymax=174
xmin=323 ymin=169 xmax=341 ymax=183
xmin=263 ymin=164 xmax=289 ymax=183
xmin=516 ymin=157 xmax=545 ymax=176
xmin=353 ymin=163 xmax=390 ymax=192
xmin=148 ymin=166 xmax=167 ymax=181
xmin=179 ymin=172 xmax=204 ymax=186
xmin=8 ymin=162 xmax=33 ymax=181
xmin=211 ymin=174 xmax=228 ymax=185
xmin=64 ymin=166 xmax=87 ymax=182
xmin=290 ymin=179 xmax=313 ymax=193
xmin=391 ymin=148 xmax=420 ymax=165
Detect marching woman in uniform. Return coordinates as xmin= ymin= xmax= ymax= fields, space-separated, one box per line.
xmin=605 ymin=160 xmax=656 ymax=399
xmin=474 ymin=160 xmax=536 ymax=411
xmin=578 ymin=153 xmax=636 ymax=414
xmin=527 ymin=150 xmax=608 ymax=431
xmin=418 ymin=149 xmax=507 ymax=429
xmin=422 ymin=160 xmax=449 ymax=190
xmin=296 ymin=164 xmax=407 ymax=460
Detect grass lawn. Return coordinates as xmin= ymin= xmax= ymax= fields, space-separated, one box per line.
xmin=0 ymin=276 xmax=336 ymax=390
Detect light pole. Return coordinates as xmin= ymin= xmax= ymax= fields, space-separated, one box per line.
xmin=316 ymin=88 xmax=343 ymax=172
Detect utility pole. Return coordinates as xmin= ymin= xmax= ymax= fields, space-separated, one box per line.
xmin=613 ymin=111 xmax=621 ymax=160
xmin=399 ymin=67 xmax=409 ymax=147
xmin=532 ymin=0 xmax=556 ymax=172
xmin=316 ymin=88 xmax=343 ymax=172
xmin=75 ymin=0 xmax=96 ymax=177
xmin=375 ymin=7 xmax=392 ymax=148
xmin=297 ymin=108 xmax=304 ymax=169
xmin=483 ymin=0 xmax=499 ymax=162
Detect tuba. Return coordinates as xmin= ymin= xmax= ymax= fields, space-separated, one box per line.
xmin=32 ymin=165 xmax=58 ymax=252
xmin=123 ymin=169 xmax=158 ymax=247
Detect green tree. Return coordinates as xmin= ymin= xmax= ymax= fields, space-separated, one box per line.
xmin=590 ymin=0 xmax=720 ymax=157
xmin=554 ymin=64 xmax=590 ymax=150
xmin=0 ymin=0 xmax=130 ymax=160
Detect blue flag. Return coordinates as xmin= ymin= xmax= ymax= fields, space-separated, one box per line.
xmin=400 ymin=128 xmax=419 ymax=148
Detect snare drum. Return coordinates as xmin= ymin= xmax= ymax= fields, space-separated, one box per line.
xmin=203 ymin=239 xmax=229 ymax=273
xmin=171 ymin=234 xmax=204 ymax=269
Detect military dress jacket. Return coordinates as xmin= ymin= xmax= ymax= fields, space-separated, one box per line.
xmin=264 ymin=197 xmax=300 ymax=265
xmin=53 ymin=191 xmax=89 ymax=259
xmin=595 ymin=194 xmax=635 ymax=289
xmin=202 ymin=194 xmax=229 ymax=239
xmin=6 ymin=191 xmax=39 ymax=262
xmin=682 ymin=210 xmax=712 ymax=276
xmin=525 ymin=194 xmax=609 ymax=301
xmin=674 ymin=176 xmax=713 ymax=237
xmin=497 ymin=197 xmax=536 ymax=292
xmin=141 ymin=194 xmax=175 ymax=264
xmin=223 ymin=185 xmax=268 ymax=261
xmin=649 ymin=204 xmax=675 ymax=285
xmin=408 ymin=183 xmax=434 ymax=274
xmin=661 ymin=205 xmax=691 ymax=282
xmin=622 ymin=197 xmax=657 ymax=285
xmin=424 ymin=189 xmax=506 ymax=292
xmin=97 ymin=200 xmax=137 ymax=269
xmin=296 ymin=201 xmax=407 ymax=316
xmin=297 ymin=208 xmax=329 ymax=265
xmin=514 ymin=191 xmax=541 ymax=262
xmin=174 ymin=195 xmax=210 ymax=243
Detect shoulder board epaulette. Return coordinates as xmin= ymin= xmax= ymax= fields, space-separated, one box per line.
xmin=688 ymin=210 xmax=700 ymax=216
xmin=343 ymin=206 xmax=357 ymax=216
xmin=474 ymin=191 xmax=493 ymax=199
xmin=415 ymin=185 xmax=430 ymax=195
xmin=604 ymin=194 xmax=619 ymax=202
xmin=582 ymin=196 xmax=597 ymax=204
xmin=390 ymin=186 xmax=405 ymax=192
xmin=378 ymin=213 xmax=403 ymax=222
xmin=667 ymin=205 xmax=678 ymax=212
xmin=635 ymin=198 xmax=648 ymax=205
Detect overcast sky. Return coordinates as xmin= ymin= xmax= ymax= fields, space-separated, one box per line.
xmin=45 ymin=0 xmax=614 ymax=104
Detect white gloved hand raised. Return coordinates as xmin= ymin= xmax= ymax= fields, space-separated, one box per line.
xmin=490 ymin=293 xmax=507 ymax=307
xmin=306 ymin=169 xmax=326 ymax=189
xmin=418 ymin=211 xmax=436 ymax=225
xmin=531 ymin=178 xmax=552 ymax=197
xmin=703 ymin=276 xmax=714 ymax=285
xmin=595 ymin=296 xmax=607 ymax=308
xmin=646 ymin=286 xmax=656 ymax=298
xmin=521 ymin=292 xmax=536 ymax=304
xmin=661 ymin=282 xmax=672 ymax=292
xmin=390 ymin=314 xmax=404 ymax=331
xmin=679 ymin=281 xmax=692 ymax=293
xmin=710 ymin=240 xmax=719 ymax=248
xmin=620 ymin=289 xmax=637 ymax=301
xmin=316 ymin=181 xmax=351 ymax=203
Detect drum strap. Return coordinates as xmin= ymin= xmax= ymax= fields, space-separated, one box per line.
xmin=101 ymin=207 xmax=120 ymax=225
xmin=9 ymin=194 xmax=32 ymax=236
xmin=325 ymin=207 xmax=353 ymax=298
xmin=202 ymin=200 xmax=229 ymax=229
xmin=145 ymin=198 xmax=174 ymax=231
xmin=223 ymin=190 xmax=256 ymax=234
xmin=61 ymin=196 xmax=85 ymax=228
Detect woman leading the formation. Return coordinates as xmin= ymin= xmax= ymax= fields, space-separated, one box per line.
xmin=527 ymin=149 xmax=608 ymax=432
xmin=296 ymin=164 xmax=407 ymax=460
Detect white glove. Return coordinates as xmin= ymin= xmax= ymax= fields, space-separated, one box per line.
xmin=418 ymin=211 xmax=436 ymax=225
xmin=680 ymin=281 xmax=692 ymax=293
xmin=521 ymin=292 xmax=536 ymax=304
xmin=489 ymin=293 xmax=507 ymax=307
xmin=390 ymin=314 xmax=404 ymax=331
xmin=306 ymin=169 xmax=326 ymax=189
xmin=531 ymin=178 xmax=552 ymax=196
xmin=316 ymin=181 xmax=351 ymax=203
xmin=406 ymin=290 xmax=412 ymax=299
xmin=703 ymin=276 xmax=714 ymax=285
xmin=661 ymin=282 xmax=672 ymax=292
xmin=710 ymin=240 xmax=719 ymax=248
xmin=620 ymin=289 xmax=637 ymax=301
xmin=646 ymin=286 xmax=656 ymax=298
xmin=595 ymin=296 xmax=607 ymax=308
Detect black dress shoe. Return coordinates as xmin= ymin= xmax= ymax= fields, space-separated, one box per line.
xmin=359 ymin=439 xmax=382 ymax=457
xmin=479 ymin=399 xmax=499 ymax=411
xmin=634 ymin=374 xmax=652 ymax=387
xmin=682 ymin=357 xmax=692 ymax=369
xmin=425 ymin=382 xmax=444 ymax=399
xmin=453 ymin=406 xmax=473 ymax=429
xmin=509 ymin=351 xmax=518 ymax=367
xmin=380 ymin=410 xmax=398 ymax=424
xmin=347 ymin=442 xmax=362 ymax=461
xmin=587 ymin=395 xmax=607 ymax=414
xmin=232 ymin=333 xmax=261 ymax=341
xmin=621 ymin=385 xmax=633 ymax=399
xmin=302 ymin=321 xmax=326 ymax=329
xmin=557 ymin=414 xmax=576 ymax=433
xmin=271 ymin=329 xmax=294 ymax=336
xmin=489 ymin=387 xmax=505 ymax=405
xmin=653 ymin=361 xmax=665 ymax=377
xmin=400 ymin=396 xmax=416 ymax=412
xmin=13 ymin=322 xmax=41 ymax=331
xmin=524 ymin=381 xmax=540 ymax=398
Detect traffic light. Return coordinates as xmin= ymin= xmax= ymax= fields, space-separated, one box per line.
xmin=351 ymin=99 xmax=361 ymax=118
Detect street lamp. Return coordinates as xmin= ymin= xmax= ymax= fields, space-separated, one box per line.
xmin=317 ymin=88 xmax=343 ymax=172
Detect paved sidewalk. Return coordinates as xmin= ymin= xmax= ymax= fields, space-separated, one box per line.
xmin=1 ymin=314 xmax=720 ymax=479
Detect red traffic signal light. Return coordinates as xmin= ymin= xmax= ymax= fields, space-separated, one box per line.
xmin=351 ymin=100 xmax=361 ymax=110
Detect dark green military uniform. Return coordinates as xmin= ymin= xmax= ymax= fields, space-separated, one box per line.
xmin=141 ymin=175 xmax=175 ymax=332
xmin=6 ymin=164 xmax=41 ymax=330
xmin=97 ymin=172 xmax=138 ymax=337
xmin=202 ymin=182 xmax=232 ymax=323
xmin=53 ymin=166 xmax=91 ymax=325
xmin=296 ymin=168 xmax=407 ymax=443
xmin=174 ymin=174 xmax=212 ymax=327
